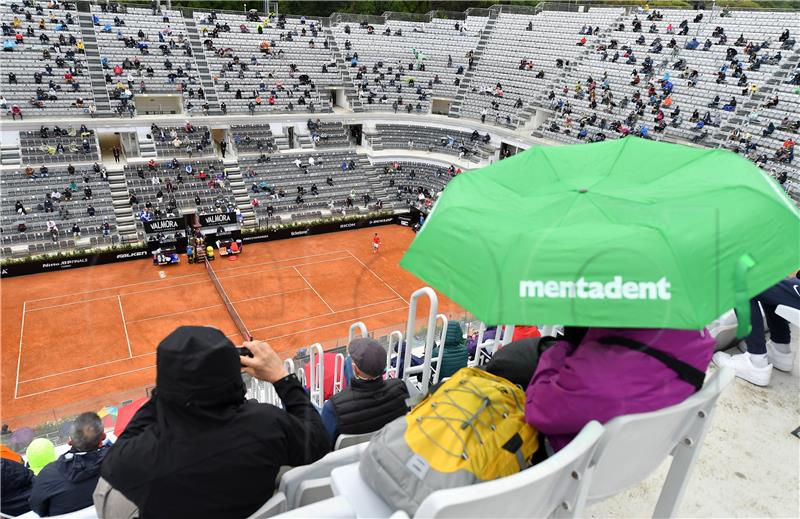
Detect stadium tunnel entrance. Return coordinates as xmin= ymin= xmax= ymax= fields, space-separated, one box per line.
xmin=348 ymin=124 xmax=363 ymax=145
xmin=135 ymin=94 xmax=183 ymax=115
xmin=97 ymin=131 xmax=137 ymax=163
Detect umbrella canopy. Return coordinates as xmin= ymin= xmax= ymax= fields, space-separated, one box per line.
xmin=114 ymin=397 xmax=149 ymax=437
xmin=401 ymin=137 xmax=800 ymax=333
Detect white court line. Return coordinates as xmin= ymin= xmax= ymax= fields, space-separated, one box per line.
xmin=216 ymin=249 xmax=350 ymax=274
xmin=16 ymin=364 xmax=157 ymax=399
xmin=24 ymin=255 xmax=354 ymax=313
xmin=23 ymin=250 xmax=351 ymax=304
xmin=346 ymin=250 xmax=410 ymax=304
xmin=244 ymin=297 xmax=407 ymax=336
xmin=263 ymin=305 xmax=410 ymax=341
xmin=19 ymin=352 xmax=155 ymax=384
xmin=13 ymin=253 xmax=406 ymax=398
xmin=118 ymin=296 xmax=133 ymax=358
xmin=14 ymin=302 xmax=26 ymax=399
xmin=293 ymin=266 xmax=335 ymax=314
xmin=18 ymin=298 xmax=407 ymax=392
xmin=121 ymin=287 xmax=313 ymax=325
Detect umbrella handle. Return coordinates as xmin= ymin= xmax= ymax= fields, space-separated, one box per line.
xmin=734 ymin=254 xmax=756 ymax=339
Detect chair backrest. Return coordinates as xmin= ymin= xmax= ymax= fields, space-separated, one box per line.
xmin=279 ymin=443 xmax=368 ymax=509
xmin=15 ymin=506 xmax=98 ymax=519
xmin=576 ymin=367 xmax=735 ymax=517
xmin=334 ymin=431 xmax=376 ymax=450
xmin=775 ymin=304 xmax=800 ymax=326
xmin=246 ymin=492 xmax=288 ymax=519
xmin=413 ymin=421 xmax=605 ymax=519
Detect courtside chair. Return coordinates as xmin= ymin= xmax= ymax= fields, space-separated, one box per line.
xmin=572 ymin=366 xmax=735 ymax=518
xmin=276 ymin=421 xmax=605 ymax=519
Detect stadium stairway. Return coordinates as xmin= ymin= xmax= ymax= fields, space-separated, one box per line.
xmin=223 ymin=157 xmax=257 ymax=227
xmin=108 ymin=164 xmax=140 ymax=243
xmin=324 ymin=28 xmax=364 ymax=112
xmin=0 ymin=143 xmax=21 ymax=167
xmin=78 ymin=12 xmax=114 ymax=116
xmin=185 ymin=19 xmax=223 ymax=116
xmin=449 ymin=8 xmax=499 ymax=119
xmin=297 ymin=133 xmax=315 ymax=151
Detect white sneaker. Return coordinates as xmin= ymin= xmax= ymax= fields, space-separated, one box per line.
xmin=712 ymin=351 xmax=773 ymax=387
xmin=766 ymin=341 xmax=795 ymax=372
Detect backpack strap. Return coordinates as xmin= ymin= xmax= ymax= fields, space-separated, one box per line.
xmin=596 ymin=336 xmax=705 ymax=391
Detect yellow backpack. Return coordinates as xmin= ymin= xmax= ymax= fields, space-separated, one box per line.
xmin=359 ymin=368 xmax=539 ymax=514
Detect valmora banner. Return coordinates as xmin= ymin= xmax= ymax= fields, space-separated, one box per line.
xmin=143 ymin=217 xmax=184 ymax=234
xmin=199 ymin=212 xmax=237 ymax=227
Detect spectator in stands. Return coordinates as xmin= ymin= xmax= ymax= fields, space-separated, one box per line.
xmin=526 ymin=327 xmax=714 ymax=452
xmin=320 ymin=338 xmax=409 ymax=446
xmin=714 ymin=276 xmax=799 ymax=386
xmin=100 ymin=328 xmax=329 ymax=518
xmin=431 ymin=321 xmax=469 ymax=379
xmin=1 ymin=445 xmax=34 ymax=517
xmin=29 ymin=413 xmax=109 ymax=517
xmin=685 ymin=37 xmax=699 ymax=50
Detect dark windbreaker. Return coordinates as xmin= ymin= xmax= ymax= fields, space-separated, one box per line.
xmin=1 ymin=458 xmax=34 ymax=516
xmin=29 ymin=445 xmax=108 ymax=516
xmin=100 ymin=326 xmax=330 ymax=519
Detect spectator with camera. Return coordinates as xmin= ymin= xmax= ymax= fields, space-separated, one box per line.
xmin=99 ymin=326 xmax=329 ymax=518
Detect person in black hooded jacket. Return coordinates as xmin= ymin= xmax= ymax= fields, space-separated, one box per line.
xmin=100 ymin=326 xmax=330 ymax=519
xmin=1 ymin=456 xmax=34 ymax=516
xmin=29 ymin=412 xmax=109 ymax=516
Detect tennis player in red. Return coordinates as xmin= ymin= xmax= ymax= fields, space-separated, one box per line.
xmin=372 ymin=233 xmax=381 ymax=254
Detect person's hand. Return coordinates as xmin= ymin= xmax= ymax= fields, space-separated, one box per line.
xmin=239 ymin=340 xmax=289 ymax=383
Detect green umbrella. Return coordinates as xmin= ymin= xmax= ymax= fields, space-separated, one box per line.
xmin=401 ymin=137 xmax=800 ymax=334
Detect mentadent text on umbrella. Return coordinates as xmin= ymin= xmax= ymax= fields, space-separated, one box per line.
xmin=519 ymin=277 xmax=672 ymax=301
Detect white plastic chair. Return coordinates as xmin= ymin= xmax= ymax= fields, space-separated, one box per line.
xmin=15 ymin=506 xmax=97 ymax=519
xmin=333 ymin=353 xmax=346 ymax=395
xmin=333 ymin=431 xmax=376 ymax=450
xmin=278 ymin=443 xmax=368 ymax=510
xmin=775 ymin=304 xmax=800 ymax=327
xmin=322 ymin=422 xmax=605 ymax=519
xmin=573 ymin=366 xmax=735 ymax=518
xmin=246 ymin=493 xmax=288 ymax=519
xmin=413 ymin=421 xmax=605 ymax=518
xmin=274 ymin=495 xmax=354 ymax=518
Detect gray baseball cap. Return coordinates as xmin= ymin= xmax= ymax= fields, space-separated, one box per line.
xmin=348 ymin=338 xmax=387 ymax=378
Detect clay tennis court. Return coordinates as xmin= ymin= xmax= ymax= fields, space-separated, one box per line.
xmin=1 ymin=226 xmax=463 ymax=427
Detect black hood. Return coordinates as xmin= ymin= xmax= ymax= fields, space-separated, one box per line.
xmin=156 ymin=326 xmax=245 ymax=416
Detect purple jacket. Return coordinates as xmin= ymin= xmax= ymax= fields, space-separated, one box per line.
xmin=525 ymin=328 xmax=714 ymax=452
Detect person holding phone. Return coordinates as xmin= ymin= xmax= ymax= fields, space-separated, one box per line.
xmin=99 ymin=327 xmax=329 ymax=518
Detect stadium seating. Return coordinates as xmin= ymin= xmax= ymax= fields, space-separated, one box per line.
xmin=371 ymin=124 xmax=493 ymax=162
xmin=329 ymin=15 xmax=486 ymax=113
xmin=453 ymin=8 xmax=624 ymax=127
xmin=240 ymin=151 xmax=386 ymax=222
xmin=193 ymin=11 xmax=337 ymax=114
xmin=124 ymin=157 xmax=234 ymax=236
xmin=19 ymin=129 xmax=99 ymax=164
xmin=372 ymin=160 xmax=457 ymax=211
xmin=89 ymin=5 xmax=201 ymax=116
xmin=1 ymin=164 xmax=118 ymax=254
xmin=0 ymin=1 xmax=95 ymax=118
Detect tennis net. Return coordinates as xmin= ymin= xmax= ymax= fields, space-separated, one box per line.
xmin=205 ymin=258 xmax=252 ymax=341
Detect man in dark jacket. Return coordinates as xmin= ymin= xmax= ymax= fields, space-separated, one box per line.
xmin=100 ymin=326 xmax=329 ymax=518
xmin=1 ymin=454 xmax=34 ymax=516
xmin=321 ymin=338 xmax=408 ymax=446
xmin=29 ymin=412 xmax=108 ymax=516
